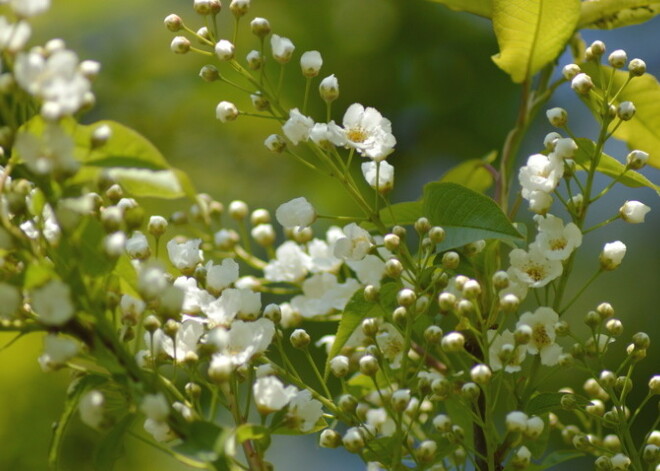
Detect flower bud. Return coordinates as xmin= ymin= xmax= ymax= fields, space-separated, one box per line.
xmin=250 ymin=17 xmax=271 ymax=38
xmin=216 ymin=101 xmax=238 ymax=123
xmin=170 ymin=36 xmax=191 ymax=54
xmin=626 ymin=150 xmax=649 ymax=170
xmin=619 ymin=200 xmax=650 ymax=224
xmin=300 ymin=50 xmax=322 ymax=77
xmin=228 ymin=200 xmax=248 ymax=220
xmin=391 ymin=389 xmax=411 ymax=412
xmin=441 ymin=251 xmax=459 ymax=269
xmin=628 ymin=58 xmax=646 ymax=77
xmin=215 ymin=40 xmax=235 ymax=61
xmin=338 ymin=394 xmax=357 ymax=413
xmin=617 ymin=101 xmax=635 ymax=121
xmin=433 ymin=414 xmax=452 ymax=433
xmin=562 ymin=64 xmax=581 ymax=80
xmin=590 ymin=40 xmax=607 ymax=56
xmin=264 ymin=134 xmax=286 ymax=153
xmin=500 ymin=293 xmax=520 ymax=313
xmin=585 ymin=310 xmax=601 ymax=328
xmin=441 ymin=332 xmax=465 ymax=352
xmin=246 ymin=50 xmax=263 ymax=70
xmin=492 ymin=270 xmax=509 ymax=290
xmin=546 ymin=107 xmax=567 ymax=127
xmin=470 ymin=364 xmax=492 ymax=385
xmin=461 ymin=382 xmax=480 ymax=401
xmin=605 ymin=318 xmax=624 ymax=336
xmin=611 ymin=453 xmax=631 ymax=470
xmin=572 ymin=73 xmax=594 ymax=94
xmin=319 ymin=74 xmax=339 ymax=103
xmin=342 ymin=427 xmax=365 ymax=453
xmin=396 ymin=288 xmax=416 ymax=307
xmin=290 ymin=329 xmax=310 ymax=349
xmin=424 ymin=325 xmax=443 ymax=344
xmin=164 ymin=14 xmax=183 ymax=32
xmin=319 ymin=429 xmax=342 ymax=448
xmin=329 ymin=355 xmax=350 ymax=378
xmin=416 ymin=440 xmax=437 ymax=463
xmin=229 ymin=0 xmax=250 ymax=17
xmin=392 ymin=306 xmax=408 ymax=325
xmin=359 ymin=355 xmax=379 ymax=376
xmin=363 ymin=285 xmax=379 ymax=303
xmin=512 ymin=446 xmax=531 ymax=469
xmin=506 ymin=411 xmax=529 ymax=433
xmin=384 ymin=258 xmax=403 ymax=278
xmin=608 ymin=49 xmax=627 ymax=68
xmin=270 ymin=34 xmax=295 ymax=64
xmin=649 ymin=375 xmax=660 ymax=395
xmin=600 ymin=241 xmax=626 ymax=270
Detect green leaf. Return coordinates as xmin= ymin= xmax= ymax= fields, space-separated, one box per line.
xmin=378 ymin=201 xmax=423 ymax=227
xmin=524 ymin=450 xmax=586 ymax=471
xmin=422 ymin=182 xmax=521 ymax=250
xmin=579 ymin=0 xmax=660 ymax=29
xmin=425 ymin=0 xmax=492 ymax=18
xmin=173 ymin=421 xmax=225 ymax=463
xmin=235 ymin=424 xmax=270 ymax=448
xmin=49 ymin=374 xmax=108 ymax=470
xmin=94 ymin=414 xmax=135 ymax=471
xmin=324 ymin=283 xmax=399 ymax=379
xmin=584 ymin=65 xmax=660 ymax=170
xmin=439 ymin=152 xmax=497 ymax=193
xmin=491 ymin=0 xmax=580 ymax=83
xmin=573 ymin=138 xmax=660 ymax=194
xmin=526 ymin=392 xmax=591 ymax=416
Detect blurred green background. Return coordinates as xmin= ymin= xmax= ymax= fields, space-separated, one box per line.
xmin=1 ymin=0 xmax=658 ymax=469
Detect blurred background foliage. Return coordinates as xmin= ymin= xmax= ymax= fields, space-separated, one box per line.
xmin=1 ymin=0 xmax=658 ymax=469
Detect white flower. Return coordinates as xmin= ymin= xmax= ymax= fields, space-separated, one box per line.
xmin=532 ymin=214 xmax=582 ymax=261
xmin=270 ymin=34 xmax=295 ymax=63
xmin=138 ymin=263 xmax=168 ymax=300
xmin=319 ymin=74 xmax=339 ymax=103
xmin=160 ymin=320 xmax=205 ymax=363
xmin=519 ymin=153 xmax=564 ymax=196
xmin=366 ymin=408 xmax=396 ymax=436
xmin=282 ymin=108 xmax=314 ymax=145
xmin=307 ymin=238 xmax=342 ymax=273
xmin=276 ymin=197 xmax=316 ymax=228
xmin=517 ymin=307 xmax=562 ymax=366
xmin=253 ymin=376 xmax=297 ymax=413
xmin=216 ymin=100 xmax=238 ymax=122
xmin=488 ymin=329 xmax=526 ymax=373
xmin=619 ymin=200 xmax=650 ymax=223
xmin=347 ymin=254 xmax=387 ymax=288
xmin=375 ymin=324 xmax=405 ymax=368
xmin=79 ymin=390 xmax=104 ymax=429
xmin=309 ymin=121 xmax=347 ymax=148
xmin=611 ymin=453 xmax=631 ymax=470
xmin=290 ymin=273 xmax=360 ymax=318
xmin=209 ymin=318 xmax=275 ymax=367
xmin=120 ymin=294 xmax=145 ymax=320
xmin=509 ymin=246 xmax=562 ymax=288
xmin=287 ymin=389 xmax=323 ymax=432
xmin=126 ymin=231 xmax=150 ymax=259
xmin=553 ymin=138 xmax=577 ymax=159
xmin=205 ymin=288 xmax=261 ymax=326
xmin=144 ymin=419 xmax=175 ymax=442
xmin=505 ymin=411 xmax=529 ymax=432
xmin=300 ymin=50 xmax=322 ymax=77
xmin=10 ymin=0 xmax=50 ymax=17
xmin=0 ymin=18 xmax=31 ymax=52
xmin=206 ymin=258 xmax=240 ymax=293
xmin=14 ymin=123 xmax=77 ymax=175
xmin=140 ymin=393 xmax=169 ymax=422
xmin=172 ymin=277 xmax=213 ymax=315
xmin=526 ymin=189 xmax=553 ymax=214
xmin=14 ymin=48 xmax=91 ymax=118
xmin=38 ymin=334 xmax=78 ymax=372
xmin=167 ymin=238 xmax=202 ymax=273
xmin=214 ymin=39 xmax=235 ymax=60
xmin=571 ymin=73 xmax=593 ymax=94
xmin=499 ymin=268 xmax=528 ymax=304
xmin=342 ymin=103 xmax=396 ymax=161
xmin=600 ymin=241 xmax=626 ymax=270
xmin=264 ymin=241 xmax=311 ymax=282
xmin=32 ymin=279 xmax=75 ymax=325
xmin=361 ymin=161 xmax=394 ymax=192
xmin=333 ymin=223 xmax=373 ymax=261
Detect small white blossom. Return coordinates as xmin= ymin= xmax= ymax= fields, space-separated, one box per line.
xmin=571 ymin=73 xmax=594 ymax=94
xmin=167 ymin=238 xmax=203 ymax=273
xmin=206 ymin=288 xmax=261 ymax=326
xmin=161 ymin=320 xmax=205 ymax=363
xmin=519 ymin=153 xmax=564 ymax=196
xmin=38 ymin=334 xmax=78 ymax=372
xmin=505 ymin=411 xmax=529 ymax=432
xmin=291 ymin=273 xmax=360 ymax=318
xmin=253 ymin=376 xmax=297 ymax=414
xmin=517 ymin=307 xmax=562 ymax=366
xmin=216 ymin=101 xmax=238 ymax=122
xmin=333 ymin=223 xmax=373 ymax=261
xmin=270 ymin=34 xmax=295 ymax=64
xmin=361 ymin=161 xmax=394 ymax=192
xmin=214 ymin=39 xmax=235 ymax=60
xmin=126 ymin=231 xmax=150 ymax=259
xmin=600 ymin=241 xmax=626 ymax=270
xmin=206 ymin=258 xmax=240 ymax=293
xmin=342 ymin=103 xmax=396 ymax=161
xmin=282 ymin=108 xmax=314 ymax=145
xmin=309 ymin=121 xmax=347 ymax=148
xmin=140 ymin=393 xmax=169 ymax=422
xmin=488 ymin=329 xmax=526 ymax=373
xmin=509 ymin=246 xmax=562 ymax=288
xmin=276 ymin=197 xmax=317 ymax=228
xmin=319 ymin=74 xmax=339 ymax=103
xmin=264 ymin=241 xmax=311 ymax=282
xmin=532 ymin=214 xmax=582 ymax=261
xmin=79 ymin=390 xmax=104 ymax=429
xmin=0 ymin=18 xmax=31 ymax=53
xmin=287 ymin=389 xmax=323 ymax=432
xmin=32 ymin=279 xmax=75 ymax=326
xmin=144 ymin=419 xmax=175 ymax=442
xmin=300 ymin=50 xmax=322 ymax=77
xmin=619 ymin=200 xmax=650 ymax=223
xmin=10 ymin=0 xmax=51 ymax=17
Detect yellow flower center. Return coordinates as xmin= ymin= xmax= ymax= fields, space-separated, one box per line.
xmin=523 ymin=263 xmax=545 ymax=282
xmin=532 ymin=324 xmax=551 ymax=347
xmin=549 ymin=238 xmax=567 ymax=251
xmin=347 ymin=127 xmax=368 ymax=143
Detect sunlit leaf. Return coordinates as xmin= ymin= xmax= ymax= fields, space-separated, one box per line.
xmin=573 ymin=138 xmax=660 ymax=194
xmin=439 ymin=152 xmax=497 ymax=193
xmin=425 ymin=0 xmax=492 ymax=18
xmin=491 ymin=0 xmax=580 ymax=83
xmin=579 ymin=0 xmax=660 ymax=29
xmin=422 ymin=182 xmax=521 ymax=250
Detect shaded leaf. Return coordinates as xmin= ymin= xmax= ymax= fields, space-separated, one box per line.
xmin=579 ymin=0 xmax=660 ymax=29
xmin=524 ymin=450 xmax=586 ymax=471
xmin=573 ymin=138 xmax=660 ymax=194
xmin=94 ymin=414 xmax=135 ymax=471
xmin=49 ymin=374 xmax=108 ymax=470
xmin=422 ymin=182 xmax=521 ymax=251
xmin=378 ymin=201 xmax=423 ymax=227
xmin=425 ymin=0 xmax=492 ymax=18
xmin=173 ymin=421 xmax=225 ymax=463
xmin=491 ymin=0 xmax=580 ymax=83
xmin=526 ymin=392 xmax=591 ymax=416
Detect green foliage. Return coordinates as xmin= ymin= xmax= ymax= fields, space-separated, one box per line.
xmin=525 ymin=392 xmax=591 ymax=416
xmin=491 ymin=0 xmax=580 ymax=83
xmin=578 ymin=0 xmax=660 ymax=29
xmin=93 ymin=414 xmax=136 ymax=471
xmin=422 ymin=182 xmax=521 ymax=250
xmin=173 ymin=421 xmax=226 ymax=463
xmin=438 ymin=151 xmax=496 ymax=193
xmin=424 ymin=0 xmax=493 ymax=18
xmin=573 ymin=138 xmax=660 ymax=194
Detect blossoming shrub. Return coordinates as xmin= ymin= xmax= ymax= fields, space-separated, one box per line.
xmin=1 ymin=1 xmax=659 ymax=470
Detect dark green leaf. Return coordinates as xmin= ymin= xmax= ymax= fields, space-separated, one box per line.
xmin=94 ymin=414 xmax=135 ymax=471
xmin=526 ymin=392 xmax=591 ymax=416
xmin=422 ymin=182 xmax=521 ymax=251
xmin=173 ymin=421 xmax=225 ymax=463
